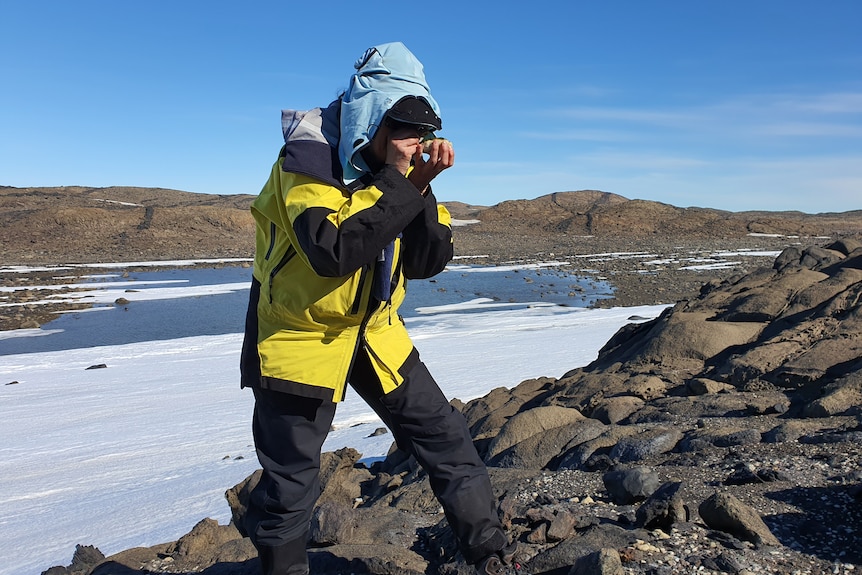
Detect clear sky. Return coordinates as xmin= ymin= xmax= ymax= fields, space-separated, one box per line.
xmin=2 ymin=1 xmax=860 ymax=213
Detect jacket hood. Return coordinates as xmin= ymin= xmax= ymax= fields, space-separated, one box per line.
xmin=338 ymin=42 xmax=441 ymax=182
xmin=280 ymin=100 xmax=343 ymax=189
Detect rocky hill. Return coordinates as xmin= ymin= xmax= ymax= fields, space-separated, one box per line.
xmin=452 ymin=191 xmax=862 ymax=266
xmin=475 ymin=190 xmax=862 ymax=238
xmin=0 ymin=185 xmax=257 ymax=264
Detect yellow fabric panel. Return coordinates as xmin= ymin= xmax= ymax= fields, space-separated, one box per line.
xmin=256 ymin=318 xmax=358 ymax=400
xmin=264 ymin=250 xmax=359 ymax=328
xmin=363 ymin=320 xmax=415 ymax=394
xmin=325 ymin=187 xmax=384 ymax=228
xmin=273 ymin=171 xmax=384 ymax=230
xmin=436 ymin=203 xmax=452 ymax=228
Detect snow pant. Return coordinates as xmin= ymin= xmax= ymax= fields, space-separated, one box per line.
xmin=244 ymin=348 xmax=508 ymax=574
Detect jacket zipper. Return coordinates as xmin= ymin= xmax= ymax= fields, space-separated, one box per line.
xmin=264 ymin=222 xmax=277 ymax=260
xmin=350 ymin=265 xmax=370 ymax=315
xmin=385 ymin=244 xmax=405 ymax=324
xmin=268 ymin=248 xmax=295 ymax=304
xmin=363 ymin=340 xmax=399 ymax=383
xmin=343 ymin=263 xmax=375 ymax=401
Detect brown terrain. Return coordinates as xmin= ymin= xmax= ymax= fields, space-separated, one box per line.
xmin=4 ymin=185 xmax=862 ymax=575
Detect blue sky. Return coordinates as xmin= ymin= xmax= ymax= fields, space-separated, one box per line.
xmin=2 ymin=1 xmax=860 ymax=213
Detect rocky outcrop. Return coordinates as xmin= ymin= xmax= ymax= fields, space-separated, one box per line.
xmin=475 ymin=191 xmax=862 ymax=239
xmin=44 ymin=238 xmax=862 ymax=575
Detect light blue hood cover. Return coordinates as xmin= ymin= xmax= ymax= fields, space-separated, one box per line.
xmin=338 ymin=42 xmax=441 ymax=182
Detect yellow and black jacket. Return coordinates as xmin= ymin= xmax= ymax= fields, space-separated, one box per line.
xmin=240 ymin=100 xmax=453 ymax=402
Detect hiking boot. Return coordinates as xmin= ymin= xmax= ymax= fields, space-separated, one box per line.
xmin=475 ymin=542 xmax=525 ymax=574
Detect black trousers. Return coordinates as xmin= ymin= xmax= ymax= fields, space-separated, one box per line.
xmin=244 ymin=348 xmax=507 ymax=566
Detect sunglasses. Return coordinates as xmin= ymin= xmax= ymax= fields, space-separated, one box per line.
xmin=384 ymin=117 xmax=436 ymax=139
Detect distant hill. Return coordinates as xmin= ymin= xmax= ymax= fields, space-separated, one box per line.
xmin=475 ymin=190 xmax=862 ymax=238
xmin=0 ymin=185 xmax=257 ymax=265
xmin=2 ymin=185 xmax=861 ymax=265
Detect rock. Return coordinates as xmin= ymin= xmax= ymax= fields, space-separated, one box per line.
xmin=463 ymin=378 xmax=554 ymax=443
xmin=225 ymin=469 xmax=261 ymax=537
xmin=723 ymin=463 xmax=790 ymax=485
xmin=594 ymin=310 xmax=765 ymax=373
xmin=570 ymin=548 xmax=625 ymax=575
xmin=701 ymin=550 xmax=746 ymax=573
xmin=698 ymin=492 xmax=780 ymax=547
xmin=310 ymin=501 xmax=356 ymax=545
xmin=527 ymin=522 xmax=548 ymax=544
xmin=688 ymin=377 xmax=734 ymax=395
xmin=802 ymin=368 xmax=862 ymax=417
xmin=762 ymin=421 xmax=805 ymax=443
xmin=826 ymin=237 xmax=862 ymax=256
xmin=171 ymin=518 xmax=243 ymax=559
xmin=635 ymin=481 xmax=687 ymax=531
xmin=590 ymin=396 xmax=644 ymax=424
xmin=488 ymin=418 xmax=603 ymax=469
xmin=603 ymin=467 xmax=661 ymax=504
xmin=523 ymin=524 xmax=636 ymax=574
xmin=679 ymin=427 xmax=762 ymax=451
xmin=364 ymin=471 xmax=404 ymax=500
xmin=626 ymin=375 xmax=670 ymax=401
xmin=308 ymin=544 xmax=428 ymax=575
xmin=609 ymin=428 xmax=683 ymax=463
xmin=484 ymin=405 xmax=585 ymax=462
xmin=713 ymin=429 xmax=762 ymax=447
xmin=546 ymin=510 xmax=577 ymax=542
xmin=317 ymin=447 xmax=372 ymax=506
xmin=554 ymin=425 xmax=640 ymax=470
xmin=41 ymin=545 xmax=105 ymax=575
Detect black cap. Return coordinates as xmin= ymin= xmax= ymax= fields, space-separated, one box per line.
xmin=386 ymin=95 xmax=442 ymax=131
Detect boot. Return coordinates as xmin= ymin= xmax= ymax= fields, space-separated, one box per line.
xmin=476 ymin=554 xmax=524 ymax=574
xmin=475 ymin=541 xmax=525 ymax=574
xmin=256 ymin=535 xmax=308 ymax=575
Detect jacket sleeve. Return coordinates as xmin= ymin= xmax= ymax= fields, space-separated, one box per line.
xmin=288 ymin=165 xmax=427 ymax=277
xmin=400 ymin=188 xmax=454 ymax=279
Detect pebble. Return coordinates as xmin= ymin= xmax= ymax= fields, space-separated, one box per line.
xmin=634 ymin=540 xmax=661 ymax=553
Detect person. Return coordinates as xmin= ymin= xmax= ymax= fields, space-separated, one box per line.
xmin=239 ymin=42 xmax=522 ymax=575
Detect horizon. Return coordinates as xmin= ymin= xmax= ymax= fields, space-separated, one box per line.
xmin=1 ymin=1 xmax=860 ymax=213
xmin=4 ymin=183 xmax=861 ymax=216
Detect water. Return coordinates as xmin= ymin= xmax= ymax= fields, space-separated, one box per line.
xmin=403 ymin=263 xmax=612 ymax=312
xmin=0 ymin=263 xmax=613 ymax=355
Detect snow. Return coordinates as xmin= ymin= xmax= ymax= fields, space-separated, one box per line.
xmin=0 ymin=262 xmax=671 ymax=575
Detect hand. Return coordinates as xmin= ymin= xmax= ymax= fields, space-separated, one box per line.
xmin=408 ymin=138 xmax=454 ymax=195
xmin=385 ymin=127 xmax=422 ymax=176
